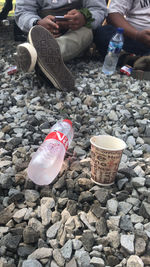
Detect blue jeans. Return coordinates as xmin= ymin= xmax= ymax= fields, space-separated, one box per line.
xmin=94 ymin=25 xmax=150 ymax=59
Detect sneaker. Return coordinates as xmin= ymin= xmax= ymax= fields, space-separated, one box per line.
xmin=28 ymin=25 xmax=75 ymax=91
xmin=15 ymin=42 xmax=37 ymax=72
xmin=133 ymin=55 xmax=150 ymax=71
xmin=131 ymin=55 xmax=150 ymax=81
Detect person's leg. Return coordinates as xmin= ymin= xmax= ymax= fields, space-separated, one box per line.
xmin=123 ymin=36 xmax=150 ymax=56
xmin=14 ymin=20 xmax=27 ymax=42
xmin=94 ymin=24 xmax=150 ymax=59
xmin=15 ymin=26 xmax=92 ymax=90
xmin=0 ymin=0 xmax=13 ymax=20
xmin=94 ymin=25 xmax=117 ymax=59
xmin=56 ymin=27 xmax=93 ymax=62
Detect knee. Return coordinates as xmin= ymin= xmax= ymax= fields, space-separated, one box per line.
xmin=94 ymin=25 xmax=116 ymax=40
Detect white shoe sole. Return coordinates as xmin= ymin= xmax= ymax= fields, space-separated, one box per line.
xmin=15 ymin=42 xmax=37 ymax=72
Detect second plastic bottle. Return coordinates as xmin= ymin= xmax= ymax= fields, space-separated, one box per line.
xmin=102 ymin=28 xmax=124 ymax=75
xmin=27 ymin=119 xmax=73 ymax=185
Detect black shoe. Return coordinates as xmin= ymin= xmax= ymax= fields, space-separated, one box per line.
xmin=28 ymin=25 xmax=75 ymax=91
xmin=35 ymin=64 xmax=54 ymax=87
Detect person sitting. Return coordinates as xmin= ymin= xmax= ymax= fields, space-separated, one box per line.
xmin=94 ymin=0 xmax=150 ymax=70
xmin=14 ymin=0 xmax=107 ymax=91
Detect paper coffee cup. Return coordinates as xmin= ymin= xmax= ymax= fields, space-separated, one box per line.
xmin=90 ymin=135 xmax=126 ymax=186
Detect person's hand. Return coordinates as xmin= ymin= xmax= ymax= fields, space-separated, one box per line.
xmin=136 ymin=29 xmax=150 ymax=47
xmin=54 ymin=19 xmax=70 ymax=33
xmin=37 ymin=15 xmax=60 ymax=37
xmin=64 ymin=9 xmax=86 ymax=31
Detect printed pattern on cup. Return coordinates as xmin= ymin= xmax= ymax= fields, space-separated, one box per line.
xmin=91 ymin=145 xmax=123 ymax=185
xmin=45 ymin=131 xmax=69 ymax=150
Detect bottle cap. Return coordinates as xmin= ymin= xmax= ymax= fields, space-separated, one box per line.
xmin=117 ymin=28 xmax=124 ymax=34
xmin=63 ymin=119 xmax=72 ymax=126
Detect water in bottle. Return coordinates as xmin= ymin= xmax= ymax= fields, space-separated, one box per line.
xmin=102 ymin=28 xmax=124 ymax=75
xmin=27 ymin=119 xmax=73 ymax=185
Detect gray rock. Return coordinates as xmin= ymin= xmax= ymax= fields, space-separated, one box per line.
xmin=120 ymin=215 xmax=134 ymax=232
xmin=61 ymin=239 xmax=72 ymax=261
xmin=66 ymin=257 xmax=77 ymax=267
xmin=75 ymin=249 xmax=91 ymax=267
xmin=108 ymin=110 xmax=118 ymax=121
xmin=135 ymin=237 xmax=146 ymax=256
xmin=90 ymin=257 xmax=105 ymax=267
xmin=118 ymin=201 xmax=132 ymax=215
xmin=91 ymin=201 xmax=107 ymax=218
xmin=139 ymin=202 xmax=150 ymax=219
xmin=92 ymin=245 xmax=103 ymax=252
xmin=25 ymin=190 xmax=40 ymax=202
xmin=66 ymin=200 xmax=77 ymax=216
xmin=22 ymin=259 xmax=42 ymax=267
xmin=107 ymin=216 xmax=120 ymax=231
xmin=81 ymin=231 xmax=95 ymax=252
xmin=46 ymin=221 xmax=62 ymax=239
xmin=72 ymin=239 xmax=82 ymax=250
xmin=23 ymin=226 xmax=39 ymax=244
xmin=0 ymin=232 xmax=22 ymax=252
xmin=94 ymin=188 xmax=109 ymax=204
xmin=107 ymin=199 xmax=118 ymax=215
xmin=134 ymin=165 xmax=145 ymax=176
xmin=117 ymin=178 xmax=128 ymax=190
xmin=79 ymin=212 xmax=96 ymax=232
xmin=131 ymin=177 xmax=146 ymax=187
xmin=127 ymin=255 xmax=144 ymax=267
xmin=28 ymin=218 xmax=45 ymax=239
xmin=78 ymin=191 xmax=94 ymax=203
xmin=0 ymin=203 xmax=15 ymax=225
xmin=40 ymin=197 xmax=55 ymax=226
xmin=50 ymin=260 xmax=59 ymax=267
xmin=126 ymin=136 xmax=136 ymax=146
xmin=18 ymin=245 xmax=36 ymax=258
xmin=53 ymin=248 xmax=65 ymax=267
xmin=131 ymin=214 xmax=144 ymax=224
xmin=106 ymin=231 xmax=120 ymax=249
xmin=120 ymin=234 xmax=135 ymax=254
xmin=96 ymin=217 xmax=108 ymax=236
xmin=28 ymin=248 xmax=53 ymax=260
xmin=132 ymin=150 xmax=143 ymax=157
xmin=13 ymin=208 xmax=28 ymax=223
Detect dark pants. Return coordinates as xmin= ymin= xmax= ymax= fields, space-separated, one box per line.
xmin=94 ymin=25 xmax=150 ymax=59
xmin=0 ymin=0 xmax=12 ymax=20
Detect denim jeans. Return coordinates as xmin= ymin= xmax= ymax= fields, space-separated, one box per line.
xmin=94 ymin=25 xmax=150 ymax=59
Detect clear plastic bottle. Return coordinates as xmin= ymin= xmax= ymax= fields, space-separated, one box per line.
xmin=27 ymin=119 xmax=73 ymax=185
xmin=102 ymin=28 xmax=124 ymax=75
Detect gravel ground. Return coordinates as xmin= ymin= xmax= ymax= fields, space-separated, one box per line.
xmin=0 ymin=21 xmax=150 ymax=267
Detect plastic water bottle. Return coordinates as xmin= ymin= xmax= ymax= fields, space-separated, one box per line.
xmin=102 ymin=28 xmax=124 ymax=75
xmin=27 ymin=119 xmax=73 ymax=185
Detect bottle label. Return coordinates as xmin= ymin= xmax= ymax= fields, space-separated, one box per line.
xmin=108 ymin=41 xmax=123 ymax=54
xmin=44 ymin=131 xmax=69 ymax=150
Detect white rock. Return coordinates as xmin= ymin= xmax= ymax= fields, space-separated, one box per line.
xmin=127 ymin=255 xmax=144 ymax=267
xmin=120 ymin=234 xmax=134 ymax=254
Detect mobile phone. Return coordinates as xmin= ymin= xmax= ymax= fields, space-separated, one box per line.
xmin=54 ymin=16 xmax=68 ymax=21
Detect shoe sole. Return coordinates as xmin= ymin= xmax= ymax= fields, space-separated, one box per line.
xmin=15 ymin=42 xmax=37 ymax=72
xmin=28 ymin=25 xmax=75 ymax=91
xmin=131 ymin=69 xmax=150 ymax=81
